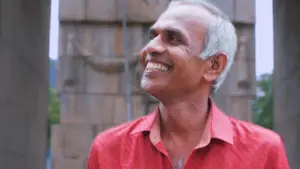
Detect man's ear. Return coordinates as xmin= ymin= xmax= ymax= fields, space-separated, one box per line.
xmin=203 ymin=53 xmax=227 ymax=82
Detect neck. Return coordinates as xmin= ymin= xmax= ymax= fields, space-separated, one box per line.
xmin=158 ymin=89 xmax=210 ymax=136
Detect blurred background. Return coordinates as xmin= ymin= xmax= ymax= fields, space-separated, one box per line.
xmin=1 ymin=0 xmax=299 ymax=169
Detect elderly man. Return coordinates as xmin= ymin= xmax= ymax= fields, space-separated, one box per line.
xmin=87 ymin=0 xmax=290 ymax=168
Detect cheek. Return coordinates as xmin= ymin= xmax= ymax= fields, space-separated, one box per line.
xmin=170 ymin=47 xmax=194 ymax=68
xmin=175 ymin=61 xmax=203 ymax=86
xmin=168 ymin=47 xmax=203 ymax=84
xmin=183 ymin=67 xmax=201 ymax=85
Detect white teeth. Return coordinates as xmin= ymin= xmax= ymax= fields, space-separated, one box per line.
xmin=146 ymin=62 xmax=168 ymax=71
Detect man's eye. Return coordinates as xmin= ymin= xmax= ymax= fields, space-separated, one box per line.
xmin=168 ymin=34 xmax=180 ymax=44
xmin=149 ymin=33 xmax=157 ymax=40
xmin=169 ymin=35 xmax=178 ymax=41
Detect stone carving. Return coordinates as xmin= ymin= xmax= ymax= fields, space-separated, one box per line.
xmin=63 ymin=33 xmax=77 ymax=87
xmin=68 ymin=32 xmax=140 ymax=74
xmin=143 ymin=0 xmax=150 ymax=5
xmin=142 ymin=0 xmax=162 ymax=6
xmin=236 ymin=36 xmax=250 ymax=90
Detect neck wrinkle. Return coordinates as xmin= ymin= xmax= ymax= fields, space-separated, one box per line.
xmin=158 ymin=89 xmax=210 ymax=135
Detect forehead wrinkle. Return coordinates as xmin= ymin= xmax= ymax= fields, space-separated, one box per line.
xmin=164 ymin=6 xmax=207 ymax=42
xmin=151 ymin=19 xmax=190 ymax=39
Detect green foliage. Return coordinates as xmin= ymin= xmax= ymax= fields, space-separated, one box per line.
xmin=48 ymin=88 xmax=60 ymax=124
xmin=47 ymin=88 xmax=60 ymax=147
xmin=252 ymin=73 xmax=273 ymax=130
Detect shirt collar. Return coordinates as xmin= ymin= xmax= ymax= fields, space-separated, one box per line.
xmin=130 ymin=98 xmax=233 ymax=145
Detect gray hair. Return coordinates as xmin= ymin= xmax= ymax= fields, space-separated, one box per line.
xmin=170 ymin=0 xmax=238 ymax=94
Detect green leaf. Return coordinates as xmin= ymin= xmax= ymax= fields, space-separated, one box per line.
xmin=47 ymin=88 xmax=60 ymax=147
xmin=252 ymin=73 xmax=273 ymax=130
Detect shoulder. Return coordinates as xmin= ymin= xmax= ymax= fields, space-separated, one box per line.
xmin=90 ymin=114 xmax=150 ymax=153
xmin=229 ymin=117 xmax=283 ymax=148
xmin=87 ymin=115 xmax=152 ymax=168
xmin=229 ymin=118 xmax=290 ymax=167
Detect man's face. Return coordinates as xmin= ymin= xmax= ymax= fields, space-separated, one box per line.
xmin=139 ymin=3 xmax=216 ymax=96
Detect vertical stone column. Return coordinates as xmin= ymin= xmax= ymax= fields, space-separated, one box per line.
xmin=273 ymin=0 xmax=300 ymax=168
xmin=51 ymin=1 xmax=169 ymax=169
xmin=213 ymin=0 xmax=256 ymax=122
xmin=0 ymin=0 xmax=50 ymax=169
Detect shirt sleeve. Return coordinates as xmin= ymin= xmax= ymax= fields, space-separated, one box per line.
xmin=87 ymin=141 xmax=100 ymax=169
xmin=266 ymin=137 xmax=290 ymax=169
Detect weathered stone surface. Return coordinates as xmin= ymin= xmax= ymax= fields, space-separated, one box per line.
xmin=56 ymin=56 xmax=141 ymax=95
xmin=59 ymin=93 xmax=148 ymax=125
xmin=0 ymin=0 xmax=50 ymax=168
xmin=234 ymin=0 xmax=255 ymax=23
xmin=86 ymin=0 xmax=117 ymax=21
xmin=210 ymin=0 xmax=235 ymax=20
xmin=60 ymin=93 xmax=118 ymax=124
xmin=112 ymin=96 xmax=129 ymax=124
xmin=119 ymin=71 xmax=144 ymax=94
xmin=56 ymin=56 xmax=87 ymax=94
xmin=85 ymin=66 xmax=121 ymax=94
xmin=51 ymin=124 xmax=96 ymax=158
xmin=132 ymin=95 xmax=146 ymax=119
xmin=52 ymin=157 xmax=87 ymax=169
xmin=227 ymin=24 xmax=256 ymax=97
xmin=59 ymin=0 xmax=85 ymax=21
xmin=226 ymin=96 xmax=253 ymax=121
xmin=96 ymin=124 xmax=117 ymax=133
xmin=86 ymin=95 xmax=115 ymax=124
xmin=226 ymin=56 xmax=255 ymax=96
xmin=59 ymin=24 xmax=143 ymax=59
xmin=213 ymin=24 xmax=255 ymax=121
xmin=116 ymin=0 xmax=170 ymax=22
xmin=58 ymin=94 xmax=149 ymax=126
xmin=0 ymin=151 xmax=27 ymax=169
xmin=273 ymin=0 xmax=300 ymax=167
xmin=59 ymin=93 xmax=87 ymax=123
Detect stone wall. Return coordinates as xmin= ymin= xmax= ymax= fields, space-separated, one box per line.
xmin=51 ymin=0 xmax=255 ymax=169
xmin=214 ymin=23 xmax=256 ymax=121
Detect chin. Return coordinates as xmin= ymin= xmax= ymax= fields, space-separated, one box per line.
xmin=140 ymin=78 xmax=161 ymax=95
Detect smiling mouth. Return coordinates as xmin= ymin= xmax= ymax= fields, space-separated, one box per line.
xmin=145 ymin=62 xmax=171 ymax=72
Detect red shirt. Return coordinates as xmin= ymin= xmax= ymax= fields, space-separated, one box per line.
xmin=87 ymin=100 xmax=290 ymax=169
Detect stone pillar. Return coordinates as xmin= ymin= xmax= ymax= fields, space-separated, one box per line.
xmin=273 ymin=0 xmax=300 ymax=168
xmin=51 ymin=1 xmax=169 ymax=169
xmin=0 ymin=0 xmax=50 ymax=169
xmin=212 ymin=0 xmax=256 ymax=122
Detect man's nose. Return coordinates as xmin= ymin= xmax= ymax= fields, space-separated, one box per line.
xmin=144 ymin=37 xmax=166 ymax=56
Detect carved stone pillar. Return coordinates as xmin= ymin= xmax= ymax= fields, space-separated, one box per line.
xmin=51 ymin=1 xmax=169 ymax=169
xmin=212 ymin=0 xmax=256 ymax=122
xmin=214 ymin=23 xmax=256 ymax=122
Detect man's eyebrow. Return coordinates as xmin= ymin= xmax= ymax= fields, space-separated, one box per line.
xmin=164 ymin=26 xmax=184 ymax=35
xmin=148 ymin=27 xmax=156 ymax=35
xmin=148 ymin=26 xmax=189 ymax=43
xmin=165 ymin=26 xmax=189 ymax=42
xmin=148 ymin=26 xmax=184 ymax=35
